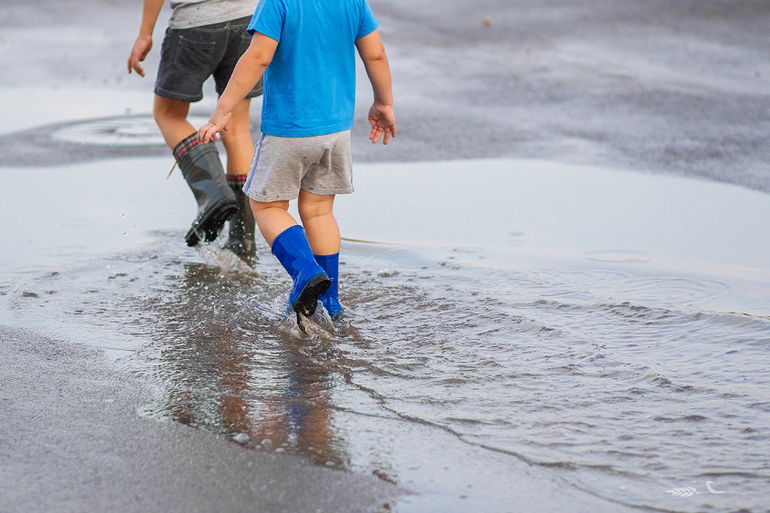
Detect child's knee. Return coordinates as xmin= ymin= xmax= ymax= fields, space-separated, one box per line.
xmin=298 ymin=201 xmax=331 ymax=222
xmin=153 ymin=96 xmax=189 ymax=122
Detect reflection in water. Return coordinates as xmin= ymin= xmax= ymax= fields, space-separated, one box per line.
xmin=6 ymin=230 xmax=770 ymax=512
xmin=138 ymin=258 xmax=350 ymax=469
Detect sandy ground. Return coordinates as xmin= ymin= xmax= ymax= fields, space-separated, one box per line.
xmin=0 ymin=327 xmax=401 ymax=513
xmin=1 ymin=0 xmax=769 ymax=511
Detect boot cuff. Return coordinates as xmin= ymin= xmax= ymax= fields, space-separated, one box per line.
xmin=176 ymin=142 xmax=220 ymax=174
xmin=271 ymin=225 xmax=304 ymax=254
xmin=173 ymin=133 xmax=200 ymax=162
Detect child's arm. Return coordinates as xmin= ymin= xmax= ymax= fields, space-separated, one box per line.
xmin=356 ymin=30 xmax=396 ymax=145
xmin=198 ymin=33 xmax=278 ymax=143
xmin=127 ymin=0 xmax=165 ymax=77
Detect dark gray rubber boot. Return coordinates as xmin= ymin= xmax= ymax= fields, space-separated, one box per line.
xmin=178 ymin=142 xmax=237 ymax=247
xmin=224 ymin=183 xmax=257 ymax=263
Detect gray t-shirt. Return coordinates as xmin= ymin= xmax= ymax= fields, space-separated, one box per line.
xmin=169 ymin=0 xmax=257 ymax=29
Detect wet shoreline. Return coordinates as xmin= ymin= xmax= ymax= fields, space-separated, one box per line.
xmin=2 ymin=0 xmax=770 ymax=511
xmin=0 ymin=325 xmax=403 ymax=513
xmin=3 ymin=166 xmax=769 ymax=510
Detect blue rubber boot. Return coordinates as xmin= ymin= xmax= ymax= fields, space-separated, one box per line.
xmin=271 ymin=225 xmax=330 ymax=317
xmin=314 ymin=253 xmax=341 ymax=319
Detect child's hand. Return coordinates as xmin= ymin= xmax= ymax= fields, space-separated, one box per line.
xmin=127 ymin=34 xmax=153 ymax=77
xmin=197 ymin=111 xmax=232 ymax=143
xmin=368 ymin=104 xmax=396 ymax=145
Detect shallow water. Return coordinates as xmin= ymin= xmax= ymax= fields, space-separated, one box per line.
xmin=3 ymin=228 xmax=769 ymax=512
xmin=2 ymin=155 xmax=769 ymax=511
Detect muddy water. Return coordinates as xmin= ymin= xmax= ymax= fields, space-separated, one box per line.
xmin=2 ymin=155 xmax=769 ymax=512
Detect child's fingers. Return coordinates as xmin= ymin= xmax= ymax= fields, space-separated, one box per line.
xmin=127 ymin=59 xmax=144 ymax=77
xmin=197 ymin=124 xmax=218 ymax=143
xmin=369 ymin=126 xmax=382 ymax=143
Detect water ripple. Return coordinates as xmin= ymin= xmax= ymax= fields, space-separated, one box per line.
xmin=4 ymin=233 xmax=769 ymax=510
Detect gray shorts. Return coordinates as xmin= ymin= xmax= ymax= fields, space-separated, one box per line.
xmin=155 ymin=16 xmax=263 ymax=102
xmin=243 ymin=130 xmax=354 ymax=202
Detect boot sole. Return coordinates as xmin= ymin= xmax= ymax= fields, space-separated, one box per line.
xmin=185 ymin=201 xmax=238 ymax=247
xmin=293 ymin=274 xmax=331 ymax=318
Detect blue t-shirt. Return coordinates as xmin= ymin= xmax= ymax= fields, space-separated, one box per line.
xmin=247 ymin=0 xmax=380 ymax=137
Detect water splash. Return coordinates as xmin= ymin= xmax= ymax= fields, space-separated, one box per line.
xmin=4 ymin=231 xmax=768 ymax=511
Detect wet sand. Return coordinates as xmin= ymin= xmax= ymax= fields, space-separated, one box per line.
xmin=0 ymin=326 xmax=401 ymax=513
xmin=2 ymin=0 xmax=770 ymax=512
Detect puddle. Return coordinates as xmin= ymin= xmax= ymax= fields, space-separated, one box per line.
xmin=1 ymin=155 xmax=768 ymax=512
xmin=584 ymin=250 xmax=653 ymax=263
xmin=336 ymin=159 xmax=770 ymax=276
xmin=50 ymin=115 xmax=210 ymax=147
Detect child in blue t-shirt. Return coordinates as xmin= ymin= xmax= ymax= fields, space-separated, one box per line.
xmin=198 ymin=0 xmax=396 ymax=320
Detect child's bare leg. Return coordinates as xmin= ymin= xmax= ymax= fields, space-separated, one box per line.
xmin=297 ymin=190 xmax=340 ymax=255
xmin=219 ymin=99 xmax=254 ymax=175
xmin=250 ymin=199 xmax=296 ymax=245
xmin=298 ymin=190 xmax=341 ymax=318
xmin=254 ymin=198 xmax=330 ymax=317
xmin=156 ymin=95 xmax=236 ymax=246
xmin=153 ymin=95 xmax=196 ymax=148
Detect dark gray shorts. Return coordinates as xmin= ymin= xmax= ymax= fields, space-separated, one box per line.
xmin=154 ymin=16 xmax=263 ymax=102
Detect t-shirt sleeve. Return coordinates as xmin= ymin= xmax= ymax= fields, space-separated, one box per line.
xmin=247 ymin=0 xmax=284 ymax=42
xmin=356 ymin=0 xmax=380 ymax=40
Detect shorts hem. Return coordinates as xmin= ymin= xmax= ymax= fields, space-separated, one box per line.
xmin=154 ymin=87 xmax=203 ymax=103
xmin=301 ymin=186 xmax=354 ymax=196
xmin=243 ymin=191 xmax=299 ymax=203
xmin=243 ymin=186 xmax=354 ymax=204
xmin=219 ymin=85 xmax=264 ymax=98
